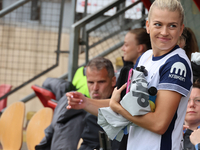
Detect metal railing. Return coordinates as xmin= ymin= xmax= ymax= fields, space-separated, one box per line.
xmin=0 ymin=0 xmax=148 ymax=113
xmin=0 ymin=0 xmax=65 ymax=100
xmin=68 ymin=0 xmax=148 ymax=81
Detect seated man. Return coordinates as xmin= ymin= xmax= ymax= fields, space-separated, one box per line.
xmin=35 ymin=57 xmax=116 ymax=150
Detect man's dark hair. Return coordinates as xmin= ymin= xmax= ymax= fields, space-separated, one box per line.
xmin=86 ymin=57 xmax=115 ymax=78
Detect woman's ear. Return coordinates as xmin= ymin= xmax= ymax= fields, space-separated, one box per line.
xmin=179 ymin=24 xmax=185 ymax=36
xmin=146 ymin=20 xmax=150 ymax=34
xmin=137 ymin=44 xmax=144 ymax=53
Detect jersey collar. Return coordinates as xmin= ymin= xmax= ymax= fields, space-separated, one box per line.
xmin=152 ymin=45 xmax=180 ymax=61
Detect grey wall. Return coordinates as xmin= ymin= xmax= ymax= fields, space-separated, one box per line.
xmin=181 ymin=0 xmax=200 ymax=51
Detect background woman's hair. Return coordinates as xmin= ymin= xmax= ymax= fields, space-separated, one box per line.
xmin=182 ymin=27 xmax=199 ymax=60
xmin=129 ymin=28 xmax=151 ymax=51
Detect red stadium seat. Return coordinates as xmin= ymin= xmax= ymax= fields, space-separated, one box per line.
xmin=0 ymin=84 xmax=12 ymax=111
xmin=31 ymin=85 xmax=57 ymax=110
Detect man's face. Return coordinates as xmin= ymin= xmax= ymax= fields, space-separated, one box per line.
xmin=86 ymin=67 xmax=116 ymax=99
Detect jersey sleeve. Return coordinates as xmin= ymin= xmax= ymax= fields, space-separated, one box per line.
xmin=158 ymin=54 xmax=192 ymax=97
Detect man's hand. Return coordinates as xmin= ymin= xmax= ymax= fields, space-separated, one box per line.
xmin=66 ymin=91 xmax=86 ymax=110
xmin=190 ymin=129 xmax=200 ymax=146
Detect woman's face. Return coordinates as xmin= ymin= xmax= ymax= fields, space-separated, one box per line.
xmin=121 ymin=32 xmax=141 ymax=64
xmin=185 ymin=88 xmax=200 ymax=126
xmin=146 ymin=7 xmax=184 ymax=57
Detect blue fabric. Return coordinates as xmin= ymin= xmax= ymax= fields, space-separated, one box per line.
xmin=123 ymin=126 xmax=128 ymax=135
xmin=195 ymin=144 xmax=198 ymax=150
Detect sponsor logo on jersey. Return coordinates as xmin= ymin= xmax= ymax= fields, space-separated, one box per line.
xmin=169 ymin=62 xmax=186 ymax=82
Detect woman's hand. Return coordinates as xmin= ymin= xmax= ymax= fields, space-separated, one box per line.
xmin=190 ymin=129 xmax=200 ymax=146
xmin=110 ymin=83 xmax=127 ymax=113
xmin=183 ymin=124 xmax=189 ymax=135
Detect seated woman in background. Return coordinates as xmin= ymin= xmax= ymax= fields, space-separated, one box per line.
xmin=183 ymin=52 xmax=200 ymax=150
xmin=183 ymin=78 xmax=200 ymax=150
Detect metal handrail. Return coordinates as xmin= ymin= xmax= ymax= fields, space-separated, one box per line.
xmin=0 ymin=71 xmax=69 ymax=114
xmin=0 ymin=0 xmax=65 ymax=101
xmin=0 ymin=0 xmax=31 ymax=17
xmin=71 ymin=0 xmax=125 ymax=29
xmin=0 ymin=0 xmax=148 ymax=113
xmin=67 ymin=0 xmax=148 ymax=81
xmin=68 ymin=0 xmax=126 ymax=81
xmin=87 ymin=0 xmax=141 ymax=33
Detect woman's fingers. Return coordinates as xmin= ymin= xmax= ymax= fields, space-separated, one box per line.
xmin=121 ymin=83 xmax=127 ymax=90
xmin=183 ymin=125 xmax=189 ymax=131
xmin=116 ymin=83 xmax=127 ymax=92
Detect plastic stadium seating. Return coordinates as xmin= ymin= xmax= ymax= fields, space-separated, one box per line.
xmin=26 ymin=107 xmax=53 ymax=150
xmin=0 ymin=102 xmax=25 ymax=150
